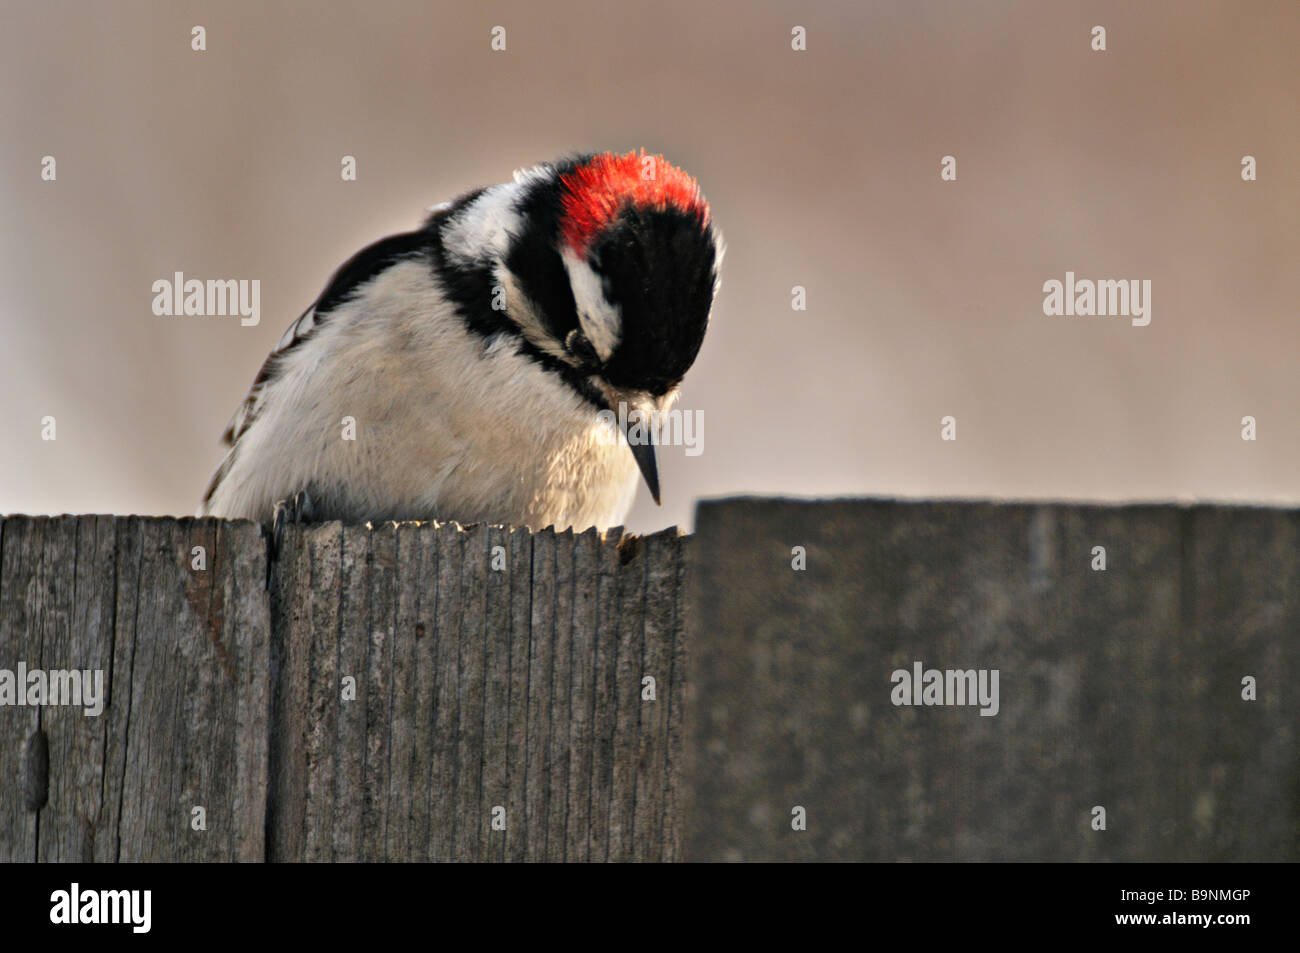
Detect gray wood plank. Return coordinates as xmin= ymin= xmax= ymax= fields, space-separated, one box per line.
xmin=409 ymin=523 xmax=441 ymax=861
xmin=110 ymin=517 xmax=268 ymax=861
xmin=633 ymin=528 xmax=677 ymax=861
xmin=547 ymin=528 xmax=575 ymax=858
xmin=587 ymin=526 xmax=623 ymax=862
xmin=523 ymin=528 xmax=556 ymax=861
xmin=608 ymin=532 xmax=647 ymax=860
xmin=37 ymin=516 xmax=116 ymax=861
xmin=267 ymin=519 xmax=313 ymax=862
xmin=503 ymin=525 xmax=533 ymax=862
xmin=564 ymin=527 xmax=600 ymax=862
xmin=684 ymin=499 xmax=1300 ymax=862
xmin=0 ymin=517 xmax=50 ymax=861
xmin=384 ymin=521 xmax=423 ymax=862
xmin=218 ymin=518 xmax=271 ymax=862
xmin=362 ymin=522 xmax=397 ymax=861
xmin=303 ymin=522 xmax=344 ymax=862
xmin=98 ymin=516 xmax=143 ymax=863
xmin=1 ymin=513 xmax=690 ymax=862
xmin=430 ymin=522 xmax=464 ymax=859
xmin=482 ymin=524 xmax=513 ymax=861
xmin=662 ymin=533 xmax=689 ymax=862
xmin=330 ymin=525 xmax=370 ymax=861
xmin=454 ymin=524 xmax=488 ymax=861
xmin=9 ymin=503 xmax=1284 ymax=863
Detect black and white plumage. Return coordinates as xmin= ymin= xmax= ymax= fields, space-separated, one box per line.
xmin=200 ymin=151 xmax=722 ymax=531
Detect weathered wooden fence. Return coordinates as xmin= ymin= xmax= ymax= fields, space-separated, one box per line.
xmin=0 ymin=500 xmax=1296 ymax=861
xmin=266 ymin=521 xmax=686 ymax=862
xmin=0 ymin=516 xmax=685 ymax=862
xmin=685 ymin=499 xmax=1299 ymax=862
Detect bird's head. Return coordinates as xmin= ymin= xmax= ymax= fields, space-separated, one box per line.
xmin=491 ymin=150 xmax=723 ymax=503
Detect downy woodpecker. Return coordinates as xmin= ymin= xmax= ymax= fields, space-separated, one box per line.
xmin=200 ymin=151 xmax=722 ymax=533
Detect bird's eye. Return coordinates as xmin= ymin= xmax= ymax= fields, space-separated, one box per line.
xmin=565 ymin=329 xmax=599 ymax=366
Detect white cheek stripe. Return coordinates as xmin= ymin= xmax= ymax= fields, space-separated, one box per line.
xmin=561 ymin=249 xmax=622 ymax=362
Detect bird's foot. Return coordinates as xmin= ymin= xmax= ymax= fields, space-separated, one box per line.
xmin=267 ymin=489 xmax=316 ymax=588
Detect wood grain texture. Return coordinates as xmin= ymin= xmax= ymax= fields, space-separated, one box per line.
xmin=683 ymin=499 xmax=1300 ymax=862
xmin=1 ymin=516 xmax=684 ymax=862
xmin=0 ymin=516 xmax=269 ymax=862
xmin=264 ymin=520 xmax=687 ymax=862
xmin=13 ymin=500 xmax=1284 ymax=863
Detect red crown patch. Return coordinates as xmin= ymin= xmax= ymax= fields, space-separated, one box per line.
xmin=559 ymin=151 xmax=709 ymax=255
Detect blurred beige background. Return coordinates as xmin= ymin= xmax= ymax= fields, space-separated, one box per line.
xmin=1 ymin=0 xmax=1297 ymax=534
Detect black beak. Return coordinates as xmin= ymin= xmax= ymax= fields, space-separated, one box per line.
xmin=627 ymin=439 xmax=661 ymax=505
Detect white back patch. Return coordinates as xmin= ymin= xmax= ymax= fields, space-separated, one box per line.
xmin=442 ymin=183 xmax=524 ymax=266
xmin=561 ymin=248 xmax=622 ymax=362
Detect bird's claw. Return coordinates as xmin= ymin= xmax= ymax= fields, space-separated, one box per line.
xmin=267 ymin=489 xmax=315 ymax=588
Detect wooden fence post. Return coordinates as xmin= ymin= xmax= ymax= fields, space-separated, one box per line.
xmin=260 ymin=520 xmax=688 ymax=861
xmin=0 ymin=516 xmax=268 ymax=862
xmin=683 ymin=499 xmax=1300 ymax=861
xmin=3 ymin=502 xmax=1296 ymax=861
